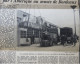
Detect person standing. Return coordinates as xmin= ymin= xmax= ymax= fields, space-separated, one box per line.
xmin=31 ymin=35 xmax=34 ymax=44
xmin=73 ymin=35 xmax=77 ymax=46
xmin=61 ymin=35 xmax=67 ymax=46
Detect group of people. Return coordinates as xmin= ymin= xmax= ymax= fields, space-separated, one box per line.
xmin=60 ymin=34 xmax=79 ymax=46
xmin=30 ymin=33 xmax=79 ymax=46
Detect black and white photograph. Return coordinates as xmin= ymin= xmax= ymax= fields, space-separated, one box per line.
xmin=15 ymin=8 xmax=79 ymax=51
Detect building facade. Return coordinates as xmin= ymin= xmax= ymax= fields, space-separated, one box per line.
xmin=17 ymin=10 xmax=42 ymax=46
xmin=17 ymin=10 xmax=59 ymax=46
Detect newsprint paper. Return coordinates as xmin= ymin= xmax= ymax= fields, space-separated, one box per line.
xmin=0 ymin=0 xmax=80 ymax=64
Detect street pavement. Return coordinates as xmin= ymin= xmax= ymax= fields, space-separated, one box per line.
xmin=16 ymin=42 xmax=79 ymax=52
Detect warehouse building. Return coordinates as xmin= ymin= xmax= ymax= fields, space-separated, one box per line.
xmin=17 ymin=10 xmax=42 ymax=46
xmin=17 ymin=10 xmax=59 ymax=46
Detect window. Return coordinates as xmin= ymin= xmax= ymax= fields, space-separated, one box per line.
xmin=20 ymin=31 xmax=26 ymax=38
xmin=27 ymin=28 xmax=33 ymax=37
xmin=23 ymin=14 xmax=27 ymax=17
xmin=34 ymin=29 xmax=39 ymax=37
xmin=19 ymin=22 xmax=24 ymax=28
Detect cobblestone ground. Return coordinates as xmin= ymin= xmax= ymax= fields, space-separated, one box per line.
xmin=16 ymin=42 xmax=79 ymax=52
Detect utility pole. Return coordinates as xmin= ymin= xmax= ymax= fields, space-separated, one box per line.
xmin=70 ymin=5 xmax=77 ymax=35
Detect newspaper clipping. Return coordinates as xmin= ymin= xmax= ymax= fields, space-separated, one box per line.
xmin=0 ymin=0 xmax=80 ymax=64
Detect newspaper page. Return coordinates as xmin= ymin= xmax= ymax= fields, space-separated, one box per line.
xmin=0 ymin=0 xmax=80 ymax=64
